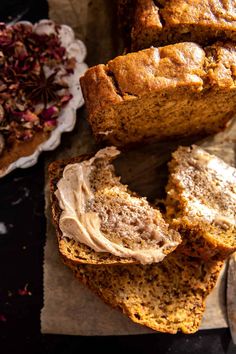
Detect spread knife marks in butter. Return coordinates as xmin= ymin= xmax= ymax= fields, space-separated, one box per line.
xmin=55 ymin=147 xmax=179 ymax=264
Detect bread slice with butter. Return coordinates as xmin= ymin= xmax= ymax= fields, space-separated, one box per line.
xmin=49 ymin=147 xmax=181 ymax=265
xmin=166 ymin=145 xmax=236 ymax=260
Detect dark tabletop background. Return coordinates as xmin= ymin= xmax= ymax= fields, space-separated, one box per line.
xmin=0 ymin=1 xmax=235 ymax=353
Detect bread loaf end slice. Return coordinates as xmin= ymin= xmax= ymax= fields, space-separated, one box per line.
xmin=80 ymin=41 xmax=236 ymax=147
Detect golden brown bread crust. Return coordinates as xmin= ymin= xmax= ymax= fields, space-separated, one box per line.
xmin=80 ymin=65 xmax=122 ymax=119
xmin=131 ymin=0 xmax=162 ymax=50
xmin=107 ymin=43 xmax=205 ymax=95
xmin=172 ymin=224 xmax=236 ymax=261
xmin=80 ymin=41 xmax=236 ymax=147
xmin=81 ymin=42 xmax=205 ymax=106
xmin=130 ymin=0 xmax=236 ymax=50
xmin=0 ymin=131 xmax=49 ymax=177
xmin=63 ymin=250 xmax=223 ymax=334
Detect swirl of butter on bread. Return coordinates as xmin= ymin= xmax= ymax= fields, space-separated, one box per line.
xmin=55 ymin=147 xmax=181 ymax=264
xmin=176 ymin=146 xmax=236 ymax=228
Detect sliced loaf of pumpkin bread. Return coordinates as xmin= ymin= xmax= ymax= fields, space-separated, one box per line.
xmin=80 ymin=41 xmax=236 ymax=147
xmin=118 ymin=0 xmax=236 ymax=51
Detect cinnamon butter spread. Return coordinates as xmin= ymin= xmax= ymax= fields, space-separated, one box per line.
xmin=177 ymin=146 xmax=236 ymax=229
xmin=55 ymin=147 xmax=179 ymax=264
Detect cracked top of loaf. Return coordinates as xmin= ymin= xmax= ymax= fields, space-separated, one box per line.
xmin=126 ymin=0 xmax=236 ymax=49
xmin=159 ymin=0 xmax=236 ymax=28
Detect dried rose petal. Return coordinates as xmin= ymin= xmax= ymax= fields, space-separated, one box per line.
xmin=18 ymin=60 xmax=33 ymax=72
xmin=15 ymin=103 xmax=26 ymax=111
xmin=60 ymin=94 xmax=72 ymax=105
xmin=0 ymin=124 xmax=9 ymax=131
xmin=9 ymin=83 xmax=19 ymax=91
xmin=41 ymin=106 xmax=59 ymax=121
xmin=44 ymin=119 xmax=57 ymax=131
xmin=0 ymin=133 xmax=5 ymax=155
xmin=0 ymin=314 xmax=6 ymax=322
xmin=0 ymin=82 xmax=7 ymax=92
xmin=21 ymin=130 xmax=34 ymax=141
xmin=12 ymin=23 xmax=33 ymax=44
xmin=31 ymin=60 xmax=41 ymax=75
xmin=14 ymin=41 xmax=28 ymax=60
xmin=0 ymin=104 xmax=4 ymax=121
xmin=4 ymin=98 xmax=17 ymax=112
xmin=18 ymin=284 xmax=32 ymax=296
xmin=22 ymin=110 xmax=39 ymax=123
xmin=0 ymin=51 xmax=5 ymax=66
xmin=22 ymin=122 xmax=33 ymax=129
xmin=10 ymin=110 xmax=24 ymax=119
xmin=0 ymin=25 xmax=13 ymax=47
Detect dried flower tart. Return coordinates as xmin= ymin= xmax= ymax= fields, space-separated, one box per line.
xmin=0 ymin=20 xmax=87 ymax=176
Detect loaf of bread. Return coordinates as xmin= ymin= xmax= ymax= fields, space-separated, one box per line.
xmin=119 ymin=0 xmax=236 ymax=51
xmin=166 ymin=145 xmax=236 ymax=260
xmin=63 ymin=249 xmax=223 ymax=334
xmin=49 ymin=147 xmax=181 ymax=265
xmin=80 ymin=41 xmax=236 ymax=147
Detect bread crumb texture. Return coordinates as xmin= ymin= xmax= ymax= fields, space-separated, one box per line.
xmin=166 ymin=145 xmax=236 ymax=260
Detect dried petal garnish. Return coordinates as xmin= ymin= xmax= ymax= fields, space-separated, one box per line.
xmin=0 ymin=51 xmax=5 ymax=66
xmin=60 ymin=94 xmax=73 ymax=105
xmin=44 ymin=119 xmax=58 ymax=131
xmin=0 ymin=22 xmax=75 ymax=152
xmin=22 ymin=110 xmax=39 ymax=123
xmin=0 ymin=314 xmax=6 ymax=322
xmin=0 ymin=133 xmax=5 ymax=155
xmin=0 ymin=104 xmax=4 ymax=121
xmin=17 ymin=284 xmax=32 ymax=296
xmin=40 ymin=106 xmax=59 ymax=120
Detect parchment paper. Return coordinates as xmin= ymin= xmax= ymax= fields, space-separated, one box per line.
xmin=41 ymin=0 xmax=235 ymax=335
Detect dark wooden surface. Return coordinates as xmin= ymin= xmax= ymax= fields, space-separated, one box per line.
xmin=0 ymin=1 xmax=235 ymax=353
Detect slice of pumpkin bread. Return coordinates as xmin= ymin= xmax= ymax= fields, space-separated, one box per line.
xmin=63 ymin=250 xmax=223 ymax=334
xmin=49 ymin=147 xmax=181 ymax=265
xmin=80 ymin=41 xmax=236 ymax=147
xmin=166 ymin=145 xmax=236 ymax=260
xmin=119 ymin=0 xmax=236 ymax=51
